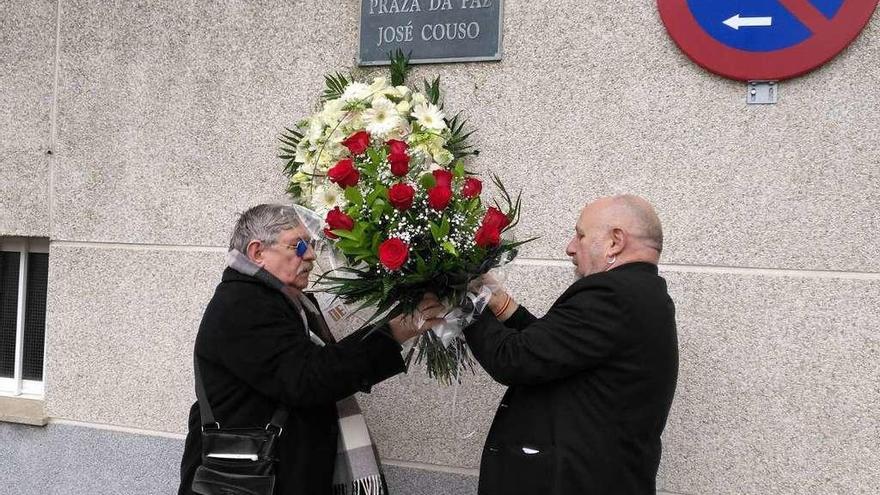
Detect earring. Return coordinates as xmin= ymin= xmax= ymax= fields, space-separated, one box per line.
xmin=606 ymin=256 xmax=616 ymax=265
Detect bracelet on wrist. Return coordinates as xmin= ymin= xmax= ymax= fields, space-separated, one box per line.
xmin=493 ymin=294 xmax=512 ymax=318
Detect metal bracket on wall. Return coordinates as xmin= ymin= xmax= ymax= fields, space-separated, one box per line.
xmin=747 ymin=80 xmax=778 ymax=104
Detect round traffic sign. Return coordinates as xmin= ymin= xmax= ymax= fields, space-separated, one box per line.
xmin=657 ymin=0 xmax=879 ymax=80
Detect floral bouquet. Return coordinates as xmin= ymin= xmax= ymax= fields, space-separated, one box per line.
xmin=280 ymin=51 xmax=532 ymax=384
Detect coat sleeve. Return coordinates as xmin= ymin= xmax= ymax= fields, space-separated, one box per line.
xmin=503 ymin=304 xmax=538 ymax=330
xmin=463 ymin=282 xmax=621 ymax=386
xmin=208 ymin=291 xmax=405 ymax=408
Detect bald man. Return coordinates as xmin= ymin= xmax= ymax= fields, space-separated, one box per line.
xmin=464 ymin=195 xmax=678 ymax=495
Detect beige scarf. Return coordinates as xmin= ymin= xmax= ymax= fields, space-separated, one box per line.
xmin=227 ymin=250 xmax=385 ymax=495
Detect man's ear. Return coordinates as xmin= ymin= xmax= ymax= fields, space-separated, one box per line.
xmin=245 ymin=240 xmax=264 ymax=266
xmin=608 ymin=227 xmax=626 ymax=256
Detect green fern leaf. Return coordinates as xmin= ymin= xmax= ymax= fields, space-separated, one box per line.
xmin=322 ymin=72 xmax=352 ymax=101
xmin=389 ymin=49 xmax=411 ymax=86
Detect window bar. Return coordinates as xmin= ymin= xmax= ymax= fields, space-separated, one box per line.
xmin=39 ymin=250 xmax=48 ymax=392
xmin=12 ymin=241 xmax=29 ymax=396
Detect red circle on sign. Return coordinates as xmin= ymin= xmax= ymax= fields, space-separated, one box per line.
xmin=657 ymin=0 xmax=879 ymax=80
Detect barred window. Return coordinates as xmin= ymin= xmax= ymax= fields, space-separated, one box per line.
xmin=0 ymin=238 xmax=49 ymax=397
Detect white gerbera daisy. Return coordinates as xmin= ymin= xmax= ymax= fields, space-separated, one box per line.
xmin=412 ymin=103 xmax=446 ymax=131
xmin=340 ymin=82 xmax=371 ymax=103
xmin=364 ymin=97 xmax=402 ymax=137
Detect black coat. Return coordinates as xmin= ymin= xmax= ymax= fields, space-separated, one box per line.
xmin=463 ymin=262 xmax=678 ymax=495
xmin=178 ymin=268 xmax=405 ymax=495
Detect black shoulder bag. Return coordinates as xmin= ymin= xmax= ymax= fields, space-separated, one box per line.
xmin=191 ymin=357 xmax=289 ymax=495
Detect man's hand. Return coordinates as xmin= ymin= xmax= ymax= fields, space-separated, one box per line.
xmin=389 ymin=292 xmax=446 ymax=344
xmin=480 ymin=271 xmax=505 ymax=295
xmin=468 ymin=272 xmax=518 ymax=321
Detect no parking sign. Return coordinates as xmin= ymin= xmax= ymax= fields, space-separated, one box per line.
xmin=658 ymin=0 xmax=879 ymax=80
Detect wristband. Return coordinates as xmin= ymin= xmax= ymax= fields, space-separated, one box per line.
xmin=493 ymin=294 xmax=512 ymax=318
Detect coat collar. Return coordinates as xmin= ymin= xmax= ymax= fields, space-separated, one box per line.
xmin=221 ymin=266 xmax=262 ymax=284
xmin=220 ymin=267 xmax=320 ymax=306
xmin=220 ymin=267 xmax=289 ymax=295
xmin=560 ymin=261 xmax=659 ymax=300
xmin=606 ymin=261 xmax=658 ymax=275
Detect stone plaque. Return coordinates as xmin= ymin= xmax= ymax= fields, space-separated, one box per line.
xmin=359 ymin=0 xmax=503 ymax=66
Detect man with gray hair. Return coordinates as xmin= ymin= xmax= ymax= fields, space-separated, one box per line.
xmin=464 ymin=194 xmax=678 ymax=494
xmin=178 ymin=204 xmax=440 ymax=495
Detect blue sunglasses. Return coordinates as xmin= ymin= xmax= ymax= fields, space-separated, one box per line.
xmin=277 ymin=238 xmax=318 ymax=257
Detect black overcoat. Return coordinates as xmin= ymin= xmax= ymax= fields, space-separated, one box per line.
xmin=178 ymin=268 xmax=405 ymax=495
xmin=464 ymin=262 xmax=679 ymax=494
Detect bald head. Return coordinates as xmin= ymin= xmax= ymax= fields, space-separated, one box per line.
xmin=592 ymin=195 xmax=663 ymax=253
xmin=566 ymin=195 xmax=663 ymax=277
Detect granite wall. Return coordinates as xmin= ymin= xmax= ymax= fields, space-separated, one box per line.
xmin=2 ymin=1 xmax=879 ymax=493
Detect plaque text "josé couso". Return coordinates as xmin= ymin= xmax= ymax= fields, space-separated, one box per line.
xmin=368 ymin=0 xmax=494 ymax=47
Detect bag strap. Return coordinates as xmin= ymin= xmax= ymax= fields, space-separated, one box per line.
xmin=194 ymin=355 xmax=289 ymax=433
xmin=194 ymin=355 xmax=217 ymax=428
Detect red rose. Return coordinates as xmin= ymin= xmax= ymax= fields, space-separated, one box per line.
xmin=432 ymin=169 xmax=453 ymax=188
xmin=387 ymin=139 xmax=408 ymax=157
xmin=387 ymin=140 xmax=410 ymax=176
xmin=378 ymin=238 xmax=409 ymax=271
xmin=475 ymin=225 xmax=501 ymax=248
xmin=482 ymin=207 xmax=510 ymax=230
xmin=388 ymin=183 xmax=415 ymax=211
xmin=427 ymin=185 xmax=453 ymax=210
xmin=389 ymin=154 xmax=409 ymax=176
xmin=323 ymin=227 xmax=338 ymax=239
xmin=342 ymin=131 xmax=370 ymax=155
xmin=325 ymin=207 xmax=354 ymax=232
xmin=327 ymin=158 xmax=360 ymax=188
xmin=461 ymin=177 xmax=482 ymax=198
